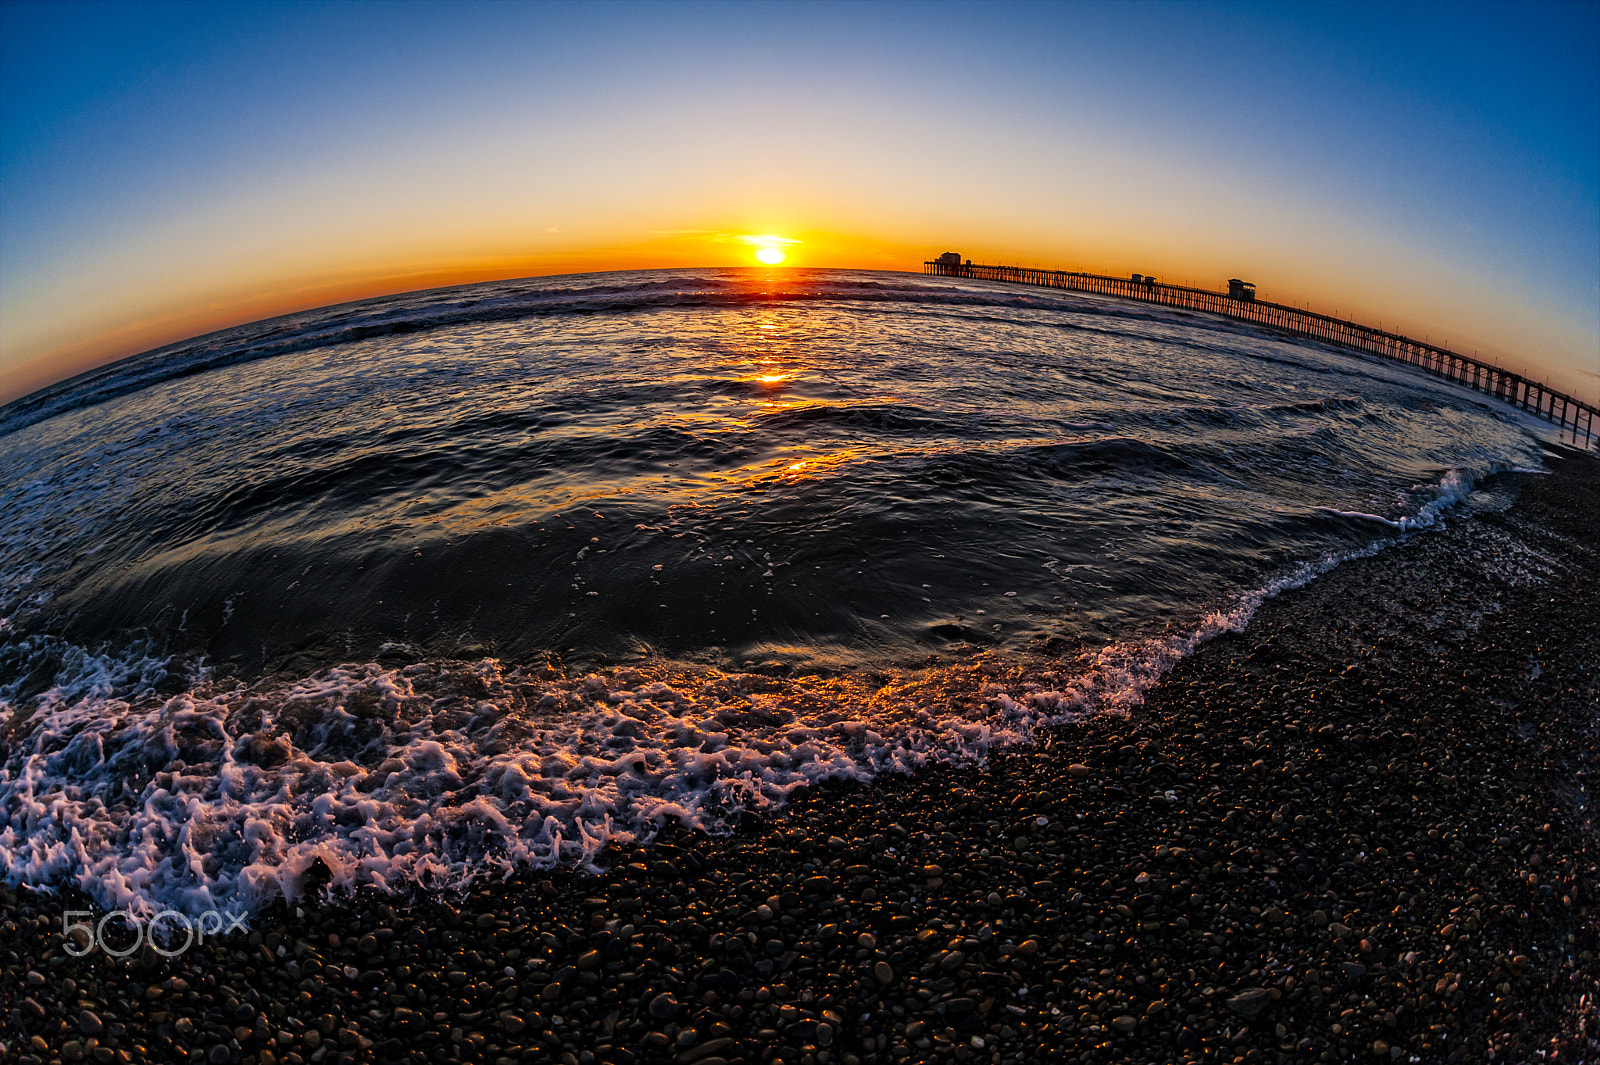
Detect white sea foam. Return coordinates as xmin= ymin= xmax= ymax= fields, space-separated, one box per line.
xmin=0 ymin=468 xmax=1480 ymax=918
xmin=0 ymin=553 xmax=1362 ymax=920
xmin=1401 ymin=468 xmax=1475 ymax=531
xmin=1315 ymin=508 xmax=1402 ymax=528
xmin=1316 ymin=468 xmax=1483 ymax=532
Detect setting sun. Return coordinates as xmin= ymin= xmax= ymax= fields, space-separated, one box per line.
xmin=737 ymin=233 xmax=799 ymax=267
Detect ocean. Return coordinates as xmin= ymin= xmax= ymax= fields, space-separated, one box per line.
xmin=0 ymin=267 xmax=1549 ymax=920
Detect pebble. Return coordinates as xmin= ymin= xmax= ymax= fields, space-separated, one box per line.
xmin=2 ymin=460 xmax=1594 ymax=1065
xmin=1225 ymin=988 xmax=1273 ymax=1018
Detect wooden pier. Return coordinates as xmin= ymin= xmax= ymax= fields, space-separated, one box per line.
xmin=925 ymin=258 xmax=1598 ymax=449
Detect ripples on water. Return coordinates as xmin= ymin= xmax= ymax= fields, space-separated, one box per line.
xmin=0 ymin=268 xmax=1544 ymax=914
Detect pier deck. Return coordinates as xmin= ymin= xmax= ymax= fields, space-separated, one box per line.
xmin=925 ymin=259 xmax=1597 ymax=449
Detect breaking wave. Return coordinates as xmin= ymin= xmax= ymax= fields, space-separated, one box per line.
xmin=0 ymin=519 xmax=1420 ymax=918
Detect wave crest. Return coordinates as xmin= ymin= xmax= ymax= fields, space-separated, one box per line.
xmin=0 ymin=518 xmax=1403 ymax=919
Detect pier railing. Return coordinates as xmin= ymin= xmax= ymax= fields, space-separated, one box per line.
xmin=925 ymin=260 xmax=1597 ymax=449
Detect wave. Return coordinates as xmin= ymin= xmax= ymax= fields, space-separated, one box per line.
xmin=0 ymin=466 xmax=1489 ymax=919
xmin=0 ymin=623 xmax=1199 ymax=918
xmin=0 ymin=270 xmax=1120 ymax=438
xmin=0 ymin=264 xmax=1545 ymax=919
xmin=0 ymin=266 xmax=1350 ymax=441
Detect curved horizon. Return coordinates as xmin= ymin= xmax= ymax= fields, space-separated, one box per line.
xmin=6 ymin=262 xmax=1596 ymax=432
xmin=3 ymin=2 xmax=1597 ymax=406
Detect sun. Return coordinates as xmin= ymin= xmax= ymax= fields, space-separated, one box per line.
xmin=739 ymin=234 xmax=798 ymax=264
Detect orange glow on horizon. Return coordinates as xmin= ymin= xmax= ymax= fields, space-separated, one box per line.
xmin=5 ymin=223 xmax=1593 ymax=409
xmin=1 ymin=227 xmax=906 ymax=404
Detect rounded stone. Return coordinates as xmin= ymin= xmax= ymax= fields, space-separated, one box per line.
xmin=648 ymin=992 xmax=679 ymax=1020
xmin=1225 ymin=988 xmax=1273 ymax=1018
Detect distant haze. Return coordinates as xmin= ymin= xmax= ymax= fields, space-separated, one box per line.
xmin=3 ymin=1 xmax=1597 ymax=406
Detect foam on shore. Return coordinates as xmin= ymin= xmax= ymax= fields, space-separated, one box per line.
xmin=0 ymin=509 xmax=1434 ymax=921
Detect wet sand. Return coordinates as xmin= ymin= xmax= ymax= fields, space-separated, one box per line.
xmin=4 ymin=447 xmax=1595 ymax=1065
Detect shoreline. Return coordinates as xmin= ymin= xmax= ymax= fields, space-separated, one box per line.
xmin=4 ymin=448 xmax=1595 ymax=1065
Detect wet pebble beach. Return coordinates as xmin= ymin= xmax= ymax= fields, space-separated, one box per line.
xmin=4 ymin=449 xmax=1595 ymax=1065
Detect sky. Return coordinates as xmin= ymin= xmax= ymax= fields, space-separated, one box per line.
xmin=2 ymin=0 xmax=1598 ymax=406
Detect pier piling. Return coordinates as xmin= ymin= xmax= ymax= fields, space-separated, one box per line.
xmin=925 ymin=259 xmax=1597 ymax=449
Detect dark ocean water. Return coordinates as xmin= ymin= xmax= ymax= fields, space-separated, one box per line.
xmin=0 ymin=268 xmax=1546 ymax=916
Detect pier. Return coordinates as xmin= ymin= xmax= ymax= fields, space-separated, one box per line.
xmin=925 ymin=257 xmax=1598 ymax=449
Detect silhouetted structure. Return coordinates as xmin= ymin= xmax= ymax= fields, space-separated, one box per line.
xmin=925 ymin=257 xmax=1597 ymax=448
xmin=1228 ymin=279 xmax=1256 ymax=302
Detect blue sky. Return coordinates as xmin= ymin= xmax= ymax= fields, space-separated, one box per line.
xmin=3 ymin=0 xmax=1597 ymax=403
